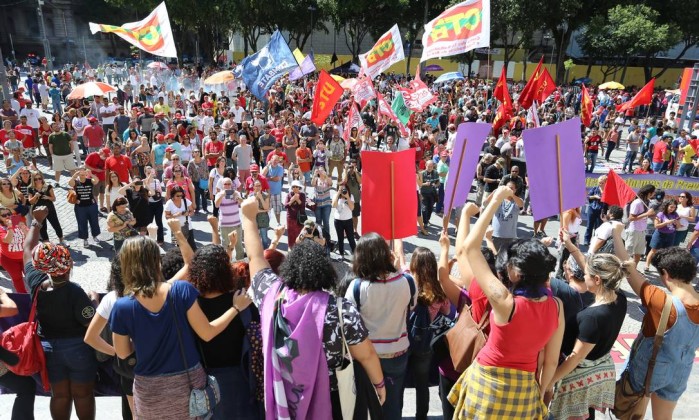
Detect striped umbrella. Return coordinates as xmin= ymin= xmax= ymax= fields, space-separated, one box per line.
xmin=67 ymin=82 xmax=117 ymax=100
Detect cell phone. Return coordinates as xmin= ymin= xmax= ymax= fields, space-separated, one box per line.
xmin=225 ymin=189 xmax=233 ymax=198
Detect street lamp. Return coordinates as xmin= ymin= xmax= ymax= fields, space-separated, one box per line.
xmin=308 ymin=5 xmax=316 ymax=52
xmin=36 ymin=0 xmax=53 ymax=70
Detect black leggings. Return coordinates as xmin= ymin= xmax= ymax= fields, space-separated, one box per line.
xmin=0 ymin=370 xmax=36 ymax=419
xmin=40 ymin=207 xmax=63 ymax=240
xmin=334 ymin=218 xmax=356 ymax=255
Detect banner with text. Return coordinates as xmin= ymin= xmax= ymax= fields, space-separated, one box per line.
xmin=585 ymin=173 xmax=699 ymax=205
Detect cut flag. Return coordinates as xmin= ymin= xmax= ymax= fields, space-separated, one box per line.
xmin=351 ymin=75 xmax=377 ymax=108
xmin=421 ymin=0 xmax=491 ymax=62
xmin=89 ymin=2 xmax=177 ymax=58
xmin=311 ymin=70 xmax=343 ymax=125
xmin=580 ymin=84 xmax=593 ymax=127
xmin=616 ymin=79 xmax=655 ymax=113
xmin=533 ymin=67 xmax=556 ymax=104
xmin=391 ymin=91 xmax=412 ymax=125
xmin=492 ymin=68 xmax=513 ymax=133
xmin=359 ymin=24 xmax=405 ymax=80
xmin=493 ymin=68 xmax=508 ymax=103
xmin=361 ymin=149 xmax=418 ymax=239
xmin=601 ymin=169 xmax=637 ymax=207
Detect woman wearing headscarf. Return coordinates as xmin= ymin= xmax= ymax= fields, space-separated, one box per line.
xmin=239 ymin=197 xmax=386 ymax=419
xmin=23 ymin=206 xmax=97 ymax=419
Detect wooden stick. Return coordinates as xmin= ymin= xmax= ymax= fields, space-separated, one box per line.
xmin=556 ymin=134 xmax=564 ymax=218
xmin=444 ymin=136 xmax=468 ymax=231
xmin=391 ymin=160 xmax=395 ymax=241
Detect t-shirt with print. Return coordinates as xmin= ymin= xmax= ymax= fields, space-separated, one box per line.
xmin=74 ymin=179 xmax=96 ymax=206
xmin=656 ymin=212 xmax=679 ymax=234
xmin=492 ymin=199 xmax=519 ymax=239
xmin=251 ymin=268 xmax=368 ymax=389
xmin=0 ymin=225 xmax=26 ymax=259
xmin=25 ymin=262 xmax=95 ymax=339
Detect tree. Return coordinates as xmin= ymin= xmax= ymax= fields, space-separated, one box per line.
xmin=276 ymin=0 xmax=329 ymax=51
xmin=397 ymin=0 xmax=451 ymax=75
xmin=489 ymin=0 xmax=544 ymax=75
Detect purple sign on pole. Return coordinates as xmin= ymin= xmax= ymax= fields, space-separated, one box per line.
xmin=444 ymin=122 xmax=492 ymax=212
xmin=522 ymin=117 xmax=587 ymax=220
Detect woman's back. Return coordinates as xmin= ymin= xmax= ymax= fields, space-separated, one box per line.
xmin=197 ymin=292 xmax=246 ymax=368
xmin=477 ymin=296 xmax=559 ymax=372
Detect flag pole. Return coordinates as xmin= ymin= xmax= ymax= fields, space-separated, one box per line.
xmin=390 ymin=160 xmax=395 ymax=249
xmin=555 ymin=134 xmax=564 ymax=218
xmin=443 ymin=136 xmax=468 ymax=232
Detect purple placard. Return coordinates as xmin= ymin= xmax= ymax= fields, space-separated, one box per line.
xmin=522 ymin=117 xmax=587 ymax=220
xmin=443 ymin=122 xmax=492 ymax=211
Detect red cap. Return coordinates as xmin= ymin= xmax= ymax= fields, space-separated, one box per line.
xmin=250 ymin=164 xmax=259 ymax=172
xmin=165 ymin=146 xmax=175 ymax=153
xmin=156 ymin=134 xmax=165 ymax=141
xmin=222 ymin=111 xmax=229 ymax=117
xmin=100 ymin=147 xmax=111 ymax=156
xmin=440 ymin=151 xmax=449 ymax=157
xmin=166 ymin=133 xmax=176 ymax=139
xmin=88 ymin=117 xmax=98 ymax=123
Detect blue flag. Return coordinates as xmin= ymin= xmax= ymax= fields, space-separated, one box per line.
xmin=240 ymin=31 xmax=298 ymax=100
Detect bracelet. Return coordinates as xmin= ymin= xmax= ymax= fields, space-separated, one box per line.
xmin=373 ymin=379 xmax=385 ymax=389
xmin=31 ymin=220 xmax=43 ymax=228
xmin=232 ymin=305 xmax=241 ymax=314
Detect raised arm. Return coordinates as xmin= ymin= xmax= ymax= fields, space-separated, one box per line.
xmin=612 ymin=222 xmax=645 ymax=296
xmin=23 ymin=206 xmax=47 ymax=266
xmin=240 ymin=197 xmax=270 ymax=276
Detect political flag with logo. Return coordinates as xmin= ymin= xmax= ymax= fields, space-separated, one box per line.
xmin=89 ymin=2 xmax=177 ymax=58
xmin=238 ymin=30 xmax=298 ymax=100
xmin=420 ymin=0 xmax=491 ymax=62
xmin=359 ymin=24 xmax=405 ymax=80
xmin=391 ymin=91 xmax=412 ymax=125
xmin=399 ymin=66 xmax=437 ymax=112
xmin=311 ymin=70 xmax=343 ymax=125
xmin=616 ymin=78 xmax=655 ymax=113
xmin=343 ymin=101 xmax=365 ymax=141
xmin=351 ymin=75 xmax=377 ymax=108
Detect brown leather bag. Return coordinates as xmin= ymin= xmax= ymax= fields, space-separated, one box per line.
xmin=67 ymin=189 xmax=78 ymax=205
xmin=445 ymin=304 xmax=490 ymax=373
xmin=612 ymin=295 xmax=673 ymax=420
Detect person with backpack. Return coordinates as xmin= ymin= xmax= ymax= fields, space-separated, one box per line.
xmin=347 ymin=232 xmax=418 ymax=420
xmin=589 ymin=205 xmax=624 ymax=254
xmin=404 ymin=247 xmax=450 ymax=420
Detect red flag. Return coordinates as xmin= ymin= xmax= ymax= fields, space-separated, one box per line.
xmin=533 ymin=67 xmax=556 ymax=104
xmin=580 ymin=84 xmax=593 ymax=127
xmin=518 ymin=57 xmax=543 ymax=109
xmin=616 ymin=78 xmax=655 ymax=113
xmin=361 ymin=149 xmax=417 ymax=239
xmin=343 ymin=101 xmax=364 ymax=141
xmin=311 ymin=70 xmax=343 ymax=125
xmin=493 ymin=70 xmax=513 ymax=133
xmin=601 ymin=169 xmax=637 ymax=207
xmin=492 ymin=104 xmax=513 ymax=133
xmin=493 ymin=68 xmax=507 ymax=103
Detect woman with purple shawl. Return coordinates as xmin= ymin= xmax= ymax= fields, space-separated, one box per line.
xmin=239 ymin=197 xmax=387 ymax=419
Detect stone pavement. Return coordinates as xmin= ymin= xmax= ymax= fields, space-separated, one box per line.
xmin=1 ymin=131 xmax=699 ymax=418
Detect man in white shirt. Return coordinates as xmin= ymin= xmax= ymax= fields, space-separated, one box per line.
xmin=37 ymin=80 xmax=50 ymax=111
xmin=231 ymin=100 xmax=245 ymax=124
xmin=99 ymin=97 xmax=117 ymax=134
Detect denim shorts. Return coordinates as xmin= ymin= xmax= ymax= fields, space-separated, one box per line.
xmin=41 ymin=337 xmax=98 ymax=383
xmin=650 ymin=230 xmax=675 ymax=250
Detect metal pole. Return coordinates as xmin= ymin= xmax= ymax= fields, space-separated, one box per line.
xmin=9 ymin=34 xmax=15 ymax=62
xmin=82 ymin=36 xmax=87 ymax=65
xmin=0 ymin=47 xmax=10 ymax=101
xmin=37 ymin=0 xmax=53 ymax=70
xmin=308 ymin=6 xmax=316 ymax=52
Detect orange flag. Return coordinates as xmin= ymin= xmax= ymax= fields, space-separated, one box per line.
xmin=493 ymin=68 xmax=508 ymax=103
xmin=616 ymin=78 xmax=655 ymax=113
xmin=518 ymin=57 xmax=543 ymax=109
xmin=580 ymin=84 xmax=593 ymax=127
xmin=311 ymin=70 xmax=343 ymax=125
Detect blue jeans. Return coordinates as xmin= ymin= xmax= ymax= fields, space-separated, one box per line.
xmin=623 ymin=150 xmax=636 ymax=172
xmin=379 ymin=352 xmax=409 ymax=420
xmin=406 ymin=351 xmax=432 ymax=420
xmin=207 ymin=366 xmax=260 ymax=420
xmin=690 ymin=247 xmax=699 ymax=263
xmin=678 ymin=163 xmax=694 ymax=177
xmin=652 ymin=161 xmax=664 ymax=173
xmin=258 ymin=227 xmax=270 ymax=249
xmin=74 ymin=203 xmax=100 ymax=239
xmin=194 ymin=183 xmax=207 ymax=211
xmin=586 ymin=151 xmax=597 ymax=173
xmin=584 ymin=208 xmax=602 ymax=245
xmin=314 ymin=205 xmax=332 ymax=248
xmin=435 ymin=183 xmax=445 ymax=214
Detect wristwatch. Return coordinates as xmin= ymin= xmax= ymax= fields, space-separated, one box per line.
xmin=31 ymin=220 xmax=43 ymax=229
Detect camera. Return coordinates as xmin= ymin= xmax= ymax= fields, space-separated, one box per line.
xmin=225 ymin=189 xmax=234 ymax=198
xmin=341 ymin=188 xmax=348 ymax=195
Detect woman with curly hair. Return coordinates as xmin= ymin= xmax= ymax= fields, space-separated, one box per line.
xmin=240 ymin=197 xmax=386 ymax=419
xmin=645 ymin=199 xmax=681 ymax=273
xmin=189 ymin=244 xmax=262 ymax=419
xmin=346 ymin=232 xmax=418 ymax=420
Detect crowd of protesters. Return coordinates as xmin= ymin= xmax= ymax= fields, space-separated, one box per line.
xmin=0 ymin=59 xmax=697 ymax=420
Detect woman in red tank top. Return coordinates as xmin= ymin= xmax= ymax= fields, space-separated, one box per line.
xmin=448 ymin=185 xmax=565 ymax=420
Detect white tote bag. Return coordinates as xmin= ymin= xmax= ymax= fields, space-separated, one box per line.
xmin=336 ymin=298 xmax=356 ymax=419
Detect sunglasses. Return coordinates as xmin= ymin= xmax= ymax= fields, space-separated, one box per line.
xmin=0 ymin=182 xmax=10 ymax=186
xmin=175 ymin=194 xmax=184 ymax=198
xmin=680 ymin=195 xmax=687 ymax=198
xmin=292 ymin=186 xmax=301 ymax=189
xmin=0 ymin=213 xmax=10 ymax=218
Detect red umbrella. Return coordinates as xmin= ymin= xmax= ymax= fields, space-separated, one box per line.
xmin=67 ymin=82 xmax=117 ymax=100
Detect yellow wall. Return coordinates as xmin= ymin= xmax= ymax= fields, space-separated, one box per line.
xmin=231 ymin=52 xmax=683 ymax=88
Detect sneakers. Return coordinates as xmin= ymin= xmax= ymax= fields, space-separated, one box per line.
xmin=92 ymin=236 xmax=101 ymax=244
xmin=83 ymin=239 xmax=89 ymax=247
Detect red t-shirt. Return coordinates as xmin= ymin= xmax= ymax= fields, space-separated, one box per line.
xmin=244 ymin=175 xmax=270 ymax=193
xmin=105 ymin=155 xmax=132 ymax=183
xmin=270 ymin=128 xmax=284 ymax=143
xmin=15 ymin=124 xmax=35 ymax=149
xmin=586 ymin=135 xmax=601 ymax=152
xmin=296 ymin=147 xmax=312 ymax=173
xmin=83 ymin=125 xmax=105 ymax=148
xmin=653 ymin=141 xmax=669 ymax=163
xmin=205 ymin=140 xmax=225 ymax=167
xmin=0 ymin=224 xmax=26 ymax=259
xmin=84 ymin=152 xmax=106 ymax=182
xmin=266 ymin=150 xmax=288 ymax=165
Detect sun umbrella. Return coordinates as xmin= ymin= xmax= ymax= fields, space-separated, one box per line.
xmin=204 ymin=70 xmax=235 ymax=85
xmin=423 ymin=64 xmax=443 ymax=72
xmin=434 ymin=71 xmax=465 ymax=84
xmin=331 ymin=74 xmax=345 ymax=83
xmin=340 ymin=78 xmax=358 ymax=90
xmin=67 ymin=82 xmax=117 ymax=100
xmin=598 ymin=81 xmax=625 ymax=90
xmin=147 ymin=61 xmax=169 ymax=70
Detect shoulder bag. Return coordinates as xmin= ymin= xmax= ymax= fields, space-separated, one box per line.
xmin=444 ymin=303 xmax=490 ymax=373
xmin=170 ymin=289 xmax=220 ymax=418
xmin=612 ymin=295 xmax=673 ymax=420
xmin=336 ymin=297 xmax=356 ymax=419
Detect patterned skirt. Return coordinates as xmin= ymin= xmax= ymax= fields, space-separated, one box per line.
xmin=133 ymin=363 xmax=207 ymax=420
xmin=548 ymin=353 xmax=616 ymax=420
xmin=447 ymin=361 xmax=548 ymax=419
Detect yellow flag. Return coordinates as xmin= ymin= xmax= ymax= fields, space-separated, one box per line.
xmin=292 ymin=48 xmax=305 ymax=65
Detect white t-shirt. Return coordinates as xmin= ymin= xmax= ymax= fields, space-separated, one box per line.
xmin=96 ymin=290 xmax=118 ymax=320
xmin=164 ymin=199 xmax=188 ymax=224
xmin=100 ymin=104 xmax=117 ymax=125
xmin=334 ymin=197 xmax=354 ymax=221
xmin=73 ymin=116 xmax=89 ymax=136
xmin=20 ymin=108 xmax=40 ymax=129
xmin=594 ymin=221 xmax=618 ymax=242
xmin=231 ymin=106 xmax=245 ymax=124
